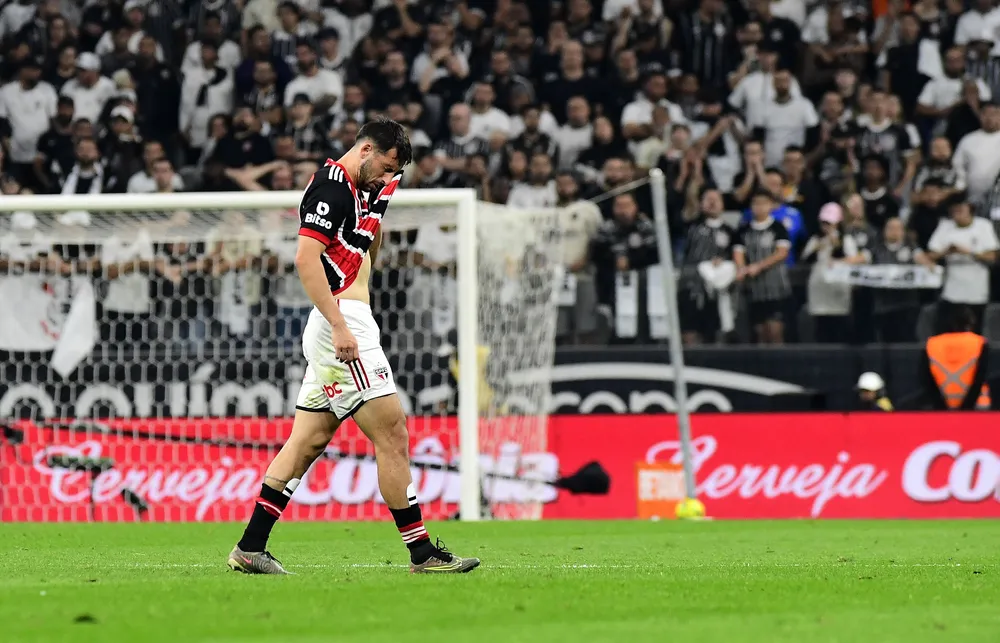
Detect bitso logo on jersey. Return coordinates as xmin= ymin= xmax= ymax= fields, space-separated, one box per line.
xmin=303 ymin=212 xmax=332 ymax=229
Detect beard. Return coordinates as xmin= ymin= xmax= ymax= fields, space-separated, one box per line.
xmin=357 ymin=158 xmax=383 ymax=192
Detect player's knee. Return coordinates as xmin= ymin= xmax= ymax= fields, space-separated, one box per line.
xmin=375 ymin=414 xmax=409 ymax=462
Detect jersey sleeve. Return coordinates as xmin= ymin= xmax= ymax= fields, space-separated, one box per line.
xmin=773 ymin=220 xmax=792 ymax=247
xmin=298 ymin=176 xmax=353 ymax=246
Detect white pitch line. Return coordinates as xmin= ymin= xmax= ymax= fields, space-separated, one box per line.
xmin=115 ymin=562 xmax=983 ymax=571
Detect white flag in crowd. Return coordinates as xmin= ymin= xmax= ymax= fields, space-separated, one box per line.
xmin=824 ymin=264 xmax=944 ymax=289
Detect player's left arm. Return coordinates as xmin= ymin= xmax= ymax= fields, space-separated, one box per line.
xmin=369 ymin=227 xmax=384 ymax=267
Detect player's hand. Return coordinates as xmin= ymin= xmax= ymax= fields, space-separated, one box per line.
xmin=332 ymin=324 xmax=359 ymax=363
xmin=747 ymin=263 xmax=761 ymax=277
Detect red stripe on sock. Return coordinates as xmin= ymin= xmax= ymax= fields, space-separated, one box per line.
xmin=399 ymin=521 xmax=423 ymax=533
xmin=258 ymin=498 xmax=282 ymax=517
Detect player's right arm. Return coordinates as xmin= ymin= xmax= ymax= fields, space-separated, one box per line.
xmin=295 ymin=177 xmax=359 ymax=361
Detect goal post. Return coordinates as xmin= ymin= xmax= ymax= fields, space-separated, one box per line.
xmin=0 ymin=186 xmax=562 ymax=523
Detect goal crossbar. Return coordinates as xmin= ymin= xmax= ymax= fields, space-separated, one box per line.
xmin=0 ymin=188 xmax=483 ymax=522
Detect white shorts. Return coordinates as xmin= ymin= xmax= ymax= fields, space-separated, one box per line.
xmin=296 ymin=300 xmax=397 ymax=420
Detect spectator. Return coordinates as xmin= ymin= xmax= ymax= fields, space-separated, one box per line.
xmin=952 ymin=102 xmax=1000 ymax=206
xmin=553 ymin=96 xmax=592 ymax=171
xmin=877 ymin=13 xmax=940 ymax=122
xmin=855 ymin=89 xmax=919 ymax=199
xmin=235 ymin=26 xmax=293 ymax=100
xmin=240 ymin=60 xmax=283 ymax=128
xmin=99 ymin=26 xmax=135 ymax=77
xmin=554 ymin=171 xmax=603 ymax=343
xmin=728 ymin=39 xmax=801 ymax=128
xmin=917 ymin=46 xmax=991 ymax=131
xmin=750 ymin=68 xmax=819 ymax=168
xmin=480 ymin=49 xmax=534 ymax=116
xmin=61 ymin=136 xmax=104 ymax=195
xmin=590 ymin=192 xmax=659 ymax=324
xmin=679 ymin=188 xmax=736 ymax=345
xmin=870 ymin=217 xmax=932 ymax=343
xmin=128 ymin=140 xmax=183 ymax=194
xmin=740 ymin=168 xmax=805 ymax=262
xmin=33 ymin=95 xmax=75 ymax=193
xmin=575 ymin=115 xmax=627 ymax=187
xmin=468 ymin=82 xmax=511 ymax=141
xmin=670 ymin=0 xmax=735 ymax=90
xmin=508 ymin=104 xmax=559 ymax=163
xmin=965 ymin=29 xmax=1000 ymax=103
xmin=841 ymin=192 xmax=877 ymax=259
xmin=272 ymin=1 xmax=317 ymax=70
xmin=541 ymin=40 xmax=599 ymax=124
xmin=181 ymin=11 xmax=242 ymax=77
xmin=926 ymin=196 xmax=999 ymax=334
xmin=858 ymin=154 xmax=900 ymax=232
xmin=507 ymin=151 xmax=557 ymax=208
xmin=208 ymin=211 xmax=265 ymax=339
xmin=782 ymin=145 xmax=828 ymax=234
xmin=180 ymin=42 xmax=234 ymax=165
xmin=129 ymin=35 xmax=180 ymax=152
xmin=812 ymin=121 xmax=858 ymax=202
xmin=95 ymin=0 xmax=163 ymax=61
xmin=368 ymin=50 xmax=421 ymax=118
xmin=603 ymin=49 xmax=642 ymax=126
xmin=317 ymin=28 xmax=346 ymax=74
xmin=46 ymin=44 xmax=77 ymax=93
xmin=735 ymin=189 xmax=792 ymax=344
xmin=435 ymin=102 xmax=489 ymax=187
xmin=412 ymin=16 xmax=470 ymax=91
xmin=0 ymin=1 xmax=36 ymax=44
xmin=59 ymin=52 xmax=116 ymax=126
xmin=283 ymin=94 xmax=330 ymax=163
xmin=2 ymin=56 xmax=58 ymax=183
xmin=855 ymin=371 xmax=894 ymax=411
xmin=211 ymin=106 xmax=274 ymax=168
xmin=620 ymin=70 xmax=685 ymax=147
xmin=284 ymin=40 xmax=344 ymax=113
xmin=101 ymin=106 xmax=143 ymax=192
xmin=801 ymin=203 xmax=860 ymax=344
xmin=100 ymin=221 xmax=157 ymax=346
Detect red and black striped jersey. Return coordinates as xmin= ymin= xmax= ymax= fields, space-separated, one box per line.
xmin=297 ymin=159 xmax=402 ymax=295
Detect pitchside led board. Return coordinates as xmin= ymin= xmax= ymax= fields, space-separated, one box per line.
xmin=3 ymin=413 xmax=999 ymax=522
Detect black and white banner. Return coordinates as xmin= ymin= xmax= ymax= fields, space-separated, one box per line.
xmin=823 ymin=264 xmax=943 ymax=289
xmin=0 ymin=344 xmax=957 ymax=418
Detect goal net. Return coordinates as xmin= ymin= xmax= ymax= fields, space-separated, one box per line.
xmin=0 ymin=190 xmax=563 ymax=522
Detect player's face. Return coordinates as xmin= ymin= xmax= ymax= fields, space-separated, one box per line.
xmin=358 ymin=146 xmax=401 ymax=192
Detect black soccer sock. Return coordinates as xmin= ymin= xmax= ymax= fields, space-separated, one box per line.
xmin=237 ymin=485 xmax=290 ymax=552
xmin=390 ymin=504 xmax=436 ymax=564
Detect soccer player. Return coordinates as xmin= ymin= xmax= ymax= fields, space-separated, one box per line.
xmin=227 ymin=118 xmax=480 ymax=575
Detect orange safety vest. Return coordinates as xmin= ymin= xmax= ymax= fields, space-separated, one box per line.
xmin=926 ymin=332 xmax=991 ymax=410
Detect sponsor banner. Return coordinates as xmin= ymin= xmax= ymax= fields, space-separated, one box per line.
xmin=2 ymin=414 xmax=998 ymax=521
xmin=823 ymin=263 xmax=943 ymax=289
xmin=2 ymin=345 xmax=973 ymax=417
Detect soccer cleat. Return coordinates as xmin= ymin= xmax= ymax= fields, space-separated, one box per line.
xmin=410 ymin=539 xmax=480 ymax=574
xmin=226 ymin=546 xmax=292 ymax=575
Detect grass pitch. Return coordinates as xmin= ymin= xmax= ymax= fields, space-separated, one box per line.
xmin=4 ymin=520 xmax=999 ymax=643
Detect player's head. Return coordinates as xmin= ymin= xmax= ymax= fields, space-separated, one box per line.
xmin=354 ymin=118 xmax=412 ymax=192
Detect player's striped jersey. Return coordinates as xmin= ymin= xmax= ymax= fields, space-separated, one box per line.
xmin=297 ymin=159 xmax=401 ymax=295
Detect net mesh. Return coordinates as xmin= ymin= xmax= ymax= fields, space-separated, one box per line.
xmin=0 ymin=197 xmax=562 ymax=522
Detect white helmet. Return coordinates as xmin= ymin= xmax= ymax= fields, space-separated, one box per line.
xmin=856 ymin=372 xmax=885 ymax=392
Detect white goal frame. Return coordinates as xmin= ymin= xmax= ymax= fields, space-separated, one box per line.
xmin=0 ymin=188 xmax=484 ymax=521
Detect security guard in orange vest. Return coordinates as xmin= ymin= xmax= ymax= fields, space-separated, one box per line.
xmin=920 ymin=305 xmax=991 ymax=410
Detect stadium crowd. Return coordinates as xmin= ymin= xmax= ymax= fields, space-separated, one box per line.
xmin=3 ymin=0 xmax=1000 ymax=349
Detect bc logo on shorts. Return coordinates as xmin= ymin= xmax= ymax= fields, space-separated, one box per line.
xmin=322 ymin=382 xmax=343 ymax=399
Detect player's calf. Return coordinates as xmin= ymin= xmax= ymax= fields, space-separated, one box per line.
xmin=354 ymin=395 xmax=481 ymax=573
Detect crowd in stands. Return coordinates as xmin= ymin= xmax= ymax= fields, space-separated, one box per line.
xmin=4 ymin=0 xmax=1000 ymax=350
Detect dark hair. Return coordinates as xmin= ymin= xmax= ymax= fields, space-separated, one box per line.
xmin=357 ymin=117 xmax=412 ymax=166
xmin=751 ymin=188 xmax=774 ymax=201
xmin=764 ymin=167 xmax=785 ymax=180
xmin=948 ymin=305 xmax=978 ymax=333
xmin=784 ymin=145 xmax=804 ymax=156
xmin=203 ymin=10 xmax=222 ymax=23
